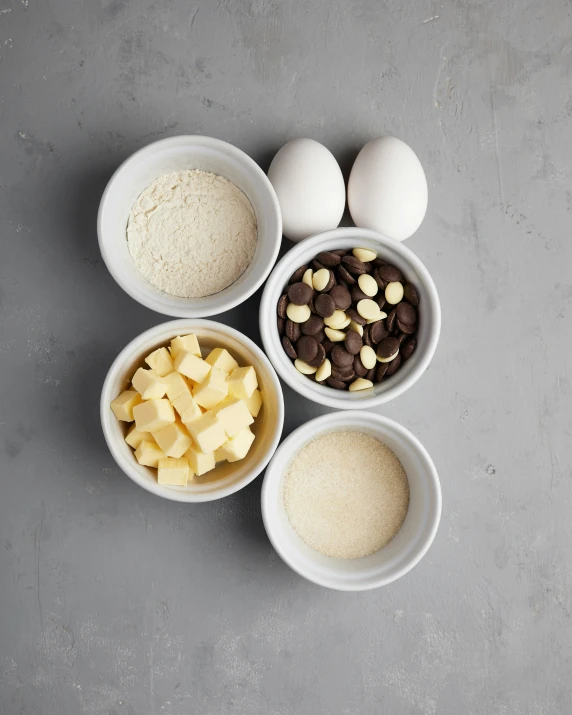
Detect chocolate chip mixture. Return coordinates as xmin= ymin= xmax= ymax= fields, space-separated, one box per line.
xmin=276 ymin=248 xmax=419 ymax=391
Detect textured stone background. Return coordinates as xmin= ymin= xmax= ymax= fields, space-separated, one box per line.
xmin=1 ymin=1 xmax=571 ymax=713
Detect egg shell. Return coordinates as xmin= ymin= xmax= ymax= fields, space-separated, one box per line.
xmin=267 ymin=138 xmax=346 ymax=243
xmin=348 ymin=136 xmax=428 ymax=241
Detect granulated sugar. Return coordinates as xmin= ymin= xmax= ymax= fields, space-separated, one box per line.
xmin=127 ymin=169 xmax=257 ymax=298
xmin=283 ymin=431 xmax=409 ymax=559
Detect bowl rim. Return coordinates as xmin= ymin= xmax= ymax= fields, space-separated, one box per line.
xmin=261 ymin=410 xmax=442 ymax=591
xmin=259 ymin=227 xmax=441 ymax=409
xmin=97 ymin=134 xmax=282 ymax=318
xmin=100 ymin=318 xmax=285 ymax=502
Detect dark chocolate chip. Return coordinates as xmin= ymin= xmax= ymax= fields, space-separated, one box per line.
xmin=397 ymin=331 xmax=409 ymax=345
xmin=362 ymin=324 xmax=374 ymax=348
xmin=301 ymin=315 xmax=324 ymax=336
xmin=397 ymin=319 xmax=417 ymax=334
xmin=373 ymin=268 xmax=387 ymax=290
xmin=370 ymin=320 xmax=389 ymax=344
xmin=296 ymin=336 xmax=318 ymax=362
xmin=322 ymin=340 xmax=334 ymax=355
xmin=365 ymin=368 xmax=376 ymax=382
xmin=351 ymin=285 xmax=369 ymax=303
xmin=363 ymin=261 xmax=374 ymax=273
xmin=286 ymin=319 xmax=301 ymax=342
xmin=375 ymin=362 xmax=389 ymax=381
xmin=331 ymin=345 xmax=354 ymax=368
xmin=331 ymin=363 xmax=355 ymax=379
xmin=386 ymin=308 xmax=397 ymax=332
xmin=375 ymin=293 xmax=386 ymax=310
xmin=313 ymin=329 xmax=326 ymax=344
xmin=316 ymin=251 xmax=342 ymax=267
xmin=329 ymin=284 xmax=352 ymax=310
xmin=404 ymin=283 xmax=419 ymax=307
xmin=344 ymin=329 xmax=363 ymax=355
xmin=337 ymin=264 xmax=356 ymax=285
xmin=401 ymin=337 xmax=417 ymax=361
xmin=278 ymin=317 xmax=285 ymax=335
xmin=282 ymin=336 xmax=297 ymax=359
xmin=342 ymin=255 xmax=367 ymax=275
xmin=287 ymin=282 xmax=313 ymax=306
xmin=326 ymin=377 xmax=347 ymax=390
xmin=385 ymin=353 xmax=402 ymax=376
xmin=315 ymin=293 xmax=336 ymax=318
xmin=372 ymin=257 xmax=386 ymax=268
xmin=396 ymin=302 xmax=417 ymax=325
xmin=346 ymin=307 xmax=366 ymax=326
xmin=312 ymin=259 xmax=327 ymax=271
xmin=322 ymin=270 xmax=336 ymax=292
xmin=277 ymin=294 xmax=288 ymax=319
xmin=353 ymin=355 xmax=368 ymax=377
xmin=289 ymin=265 xmax=308 ymax=284
xmin=331 ymin=249 xmax=348 ymax=256
xmin=309 ymin=295 xmax=317 ymax=314
xmin=307 ymin=343 xmax=326 ymax=367
xmin=377 ymin=264 xmax=403 ymax=283
xmin=377 ymin=337 xmax=400 ymax=359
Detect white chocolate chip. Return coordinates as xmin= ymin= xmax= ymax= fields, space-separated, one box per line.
xmin=377 ymin=350 xmax=399 ymax=363
xmin=366 ymin=313 xmax=383 ymax=324
xmin=315 ymin=358 xmax=332 ymax=382
xmin=358 ymin=273 xmax=378 ymax=297
xmin=324 ymin=327 xmax=346 ymax=342
xmin=286 ymin=302 xmax=311 ymax=323
xmin=294 ymin=358 xmax=318 ymax=375
xmin=360 ymin=345 xmax=377 ymax=370
xmin=349 ymin=320 xmax=364 ymax=337
xmin=352 ymin=248 xmax=377 ymax=262
xmin=349 ymin=378 xmax=374 ymax=391
xmin=385 ymin=281 xmax=404 ymax=305
xmin=313 ymin=268 xmax=331 ymax=291
xmin=336 ymin=316 xmax=351 ymax=329
xmin=356 ymin=299 xmax=380 ymax=321
xmin=302 ymin=268 xmax=314 ymax=287
xmin=323 ymin=310 xmax=347 ymax=328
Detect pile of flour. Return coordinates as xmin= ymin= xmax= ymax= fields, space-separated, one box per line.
xmin=127 ymin=169 xmax=258 ymax=298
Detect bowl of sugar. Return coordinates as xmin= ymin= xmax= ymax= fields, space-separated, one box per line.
xmin=98 ymin=135 xmax=282 ymax=317
xmin=261 ymin=411 xmax=441 ymax=590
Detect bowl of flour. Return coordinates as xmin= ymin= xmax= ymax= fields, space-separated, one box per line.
xmin=98 ymin=136 xmax=282 ymax=317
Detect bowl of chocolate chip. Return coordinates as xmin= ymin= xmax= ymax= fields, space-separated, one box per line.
xmin=259 ymin=228 xmax=441 ymax=410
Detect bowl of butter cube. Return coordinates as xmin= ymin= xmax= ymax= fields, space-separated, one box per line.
xmin=101 ymin=319 xmax=284 ymax=501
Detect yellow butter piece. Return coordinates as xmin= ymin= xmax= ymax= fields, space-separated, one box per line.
xmin=110 ymin=390 xmax=142 ymax=422
xmin=205 ymin=347 xmax=239 ymax=375
xmin=219 ymin=427 xmax=255 ymax=462
xmin=174 ymin=350 xmax=211 ymax=383
xmin=153 ymin=421 xmax=193 ymax=459
xmin=214 ymin=447 xmax=227 ymax=463
xmin=243 ymin=389 xmax=262 ymax=418
xmin=227 ymin=366 xmax=258 ymax=400
xmin=170 ymin=334 xmax=201 ymax=360
xmin=157 ymin=457 xmax=191 ymax=486
xmin=133 ymin=398 xmax=175 ymax=433
xmin=125 ymin=424 xmax=153 ymax=449
xmin=164 ymin=371 xmax=190 ymax=402
xmin=211 ymin=397 xmax=253 ymax=438
xmin=185 ymin=443 xmax=216 ymax=476
xmin=132 ymin=368 xmax=167 ymax=400
xmin=172 ymin=391 xmax=202 ymax=425
xmin=193 ymin=367 xmax=228 ymax=409
xmin=135 ymin=440 xmax=166 ymax=468
xmin=145 ymin=347 xmax=174 ymax=377
xmin=185 ymin=412 xmax=227 ymax=454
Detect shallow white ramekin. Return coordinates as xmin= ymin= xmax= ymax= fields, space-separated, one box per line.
xmin=259 ymin=227 xmax=441 ymax=410
xmin=101 ymin=320 xmax=284 ymax=502
xmin=261 ymin=411 xmax=441 ymax=591
xmin=98 ymin=135 xmax=282 ymax=318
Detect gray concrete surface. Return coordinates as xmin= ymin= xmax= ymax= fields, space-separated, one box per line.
xmin=1 ymin=1 xmax=571 ymax=713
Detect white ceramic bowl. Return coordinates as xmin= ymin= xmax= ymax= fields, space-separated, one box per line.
xmin=101 ymin=319 xmax=284 ymax=502
xmin=259 ymin=228 xmax=441 ymax=410
xmin=98 ymin=136 xmax=282 ymax=317
xmin=261 ymin=411 xmax=441 ymax=591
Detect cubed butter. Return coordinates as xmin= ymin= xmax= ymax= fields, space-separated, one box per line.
xmin=243 ymin=388 xmax=263 ymax=418
xmin=153 ymin=421 xmax=193 ymax=459
xmin=205 ymin=347 xmax=238 ymax=375
xmin=133 ymin=399 xmax=175 ymax=433
xmin=157 ymin=457 xmax=191 ymax=486
xmin=110 ymin=390 xmax=142 ymax=421
xmin=135 ymin=440 xmax=166 ymax=468
xmin=164 ymin=371 xmax=190 ymax=402
xmin=132 ymin=368 xmax=167 ymax=400
xmin=214 ymin=447 xmax=227 ymax=463
xmin=211 ymin=397 xmax=253 ymax=438
xmin=219 ymin=427 xmax=255 ymax=462
xmin=193 ymin=368 xmax=228 ymax=409
xmin=185 ymin=444 xmax=216 ymax=476
xmin=145 ymin=347 xmax=174 ymax=377
xmin=125 ymin=424 xmax=153 ymax=449
xmin=227 ymin=366 xmax=258 ymax=400
xmin=174 ymin=351 xmax=211 ymax=383
xmin=172 ymin=391 xmax=202 ymax=425
xmin=170 ymin=334 xmax=201 ymax=359
xmin=185 ymin=412 xmax=227 ymax=453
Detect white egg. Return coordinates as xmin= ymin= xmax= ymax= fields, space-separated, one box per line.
xmin=267 ymin=138 xmax=345 ymax=243
xmin=348 ymin=136 xmax=428 ymax=241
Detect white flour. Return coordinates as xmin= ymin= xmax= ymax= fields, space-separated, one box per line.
xmin=127 ymin=169 xmax=258 ymax=298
